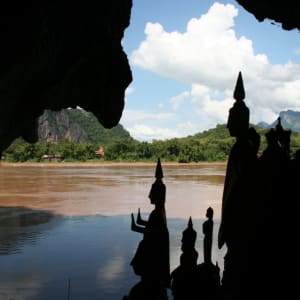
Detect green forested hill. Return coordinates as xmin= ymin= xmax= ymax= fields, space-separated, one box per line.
xmin=65 ymin=109 xmax=132 ymax=144
xmin=3 ymin=120 xmax=300 ymax=162
xmin=38 ymin=109 xmax=132 ymax=144
xmin=102 ymin=123 xmax=300 ymax=162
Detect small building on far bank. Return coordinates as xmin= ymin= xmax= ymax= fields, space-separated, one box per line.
xmin=95 ymin=146 xmax=104 ymax=157
xmin=41 ymin=154 xmax=63 ymax=162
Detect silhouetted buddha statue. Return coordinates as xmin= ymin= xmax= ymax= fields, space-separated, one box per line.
xmin=218 ymin=72 xmax=259 ymax=249
xmin=289 ymin=149 xmax=300 ymax=213
xmin=181 ymin=217 xmax=197 ymax=255
xmin=275 ymin=116 xmax=291 ymax=160
xmin=125 ymin=158 xmax=170 ymax=300
xmin=196 ymin=207 xmax=220 ymax=300
xmin=254 ymin=116 xmax=296 ymax=299
xmin=171 ymin=217 xmax=199 ymax=300
xmin=218 ymin=72 xmax=259 ymax=298
xmin=203 ymin=207 xmax=214 ymax=265
xmin=259 ymin=122 xmax=286 ymax=202
xmin=259 ymin=117 xmax=291 ymax=215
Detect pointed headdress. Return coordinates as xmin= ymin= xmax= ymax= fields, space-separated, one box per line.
xmin=182 ymin=216 xmax=197 ymax=248
xmin=149 ymin=158 xmax=166 ymax=203
xmin=227 ymin=71 xmax=249 ymax=136
xmin=155 ymin=157 xmax=163 ymax=179
xmin=233 ymin=71 xmax=245 ymax=102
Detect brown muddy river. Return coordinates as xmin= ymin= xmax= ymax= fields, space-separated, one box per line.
xmin=0 ymin=164 xmax=226 ymax=300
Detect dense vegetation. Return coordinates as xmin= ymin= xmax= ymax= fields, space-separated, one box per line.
xmin=65 ymin=109 xmax=132 ymax=144
xmin=38 ymin=109 xmax=132 ymax=144
xmin=3 ymin=124 xmax=300 ymax=163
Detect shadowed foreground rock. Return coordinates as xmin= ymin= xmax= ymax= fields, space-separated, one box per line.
xmin=237 ymin=0 xmax=300 ymax=31
xmin=0 ymin=1 xmax=132 ymax=154
xmin=0 ymin=0 xmax=297 ymax=155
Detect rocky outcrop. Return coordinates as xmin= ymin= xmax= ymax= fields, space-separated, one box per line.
xmin=237 ymin=0 xmax=300 ymax=30
xmin=0 ymin=1 xmax=132 ymax=154
xmin=37 ymin=109 xmax=132 ymax=144
xmin=38 ymin=110 xmax=89 ymax=143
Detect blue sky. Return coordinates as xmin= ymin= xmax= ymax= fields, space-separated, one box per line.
xmin=120 ymin=0 xmax=300 ymax=141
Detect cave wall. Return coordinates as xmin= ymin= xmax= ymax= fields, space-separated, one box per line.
xmin=0 ymin=1 xmax=132 ymax=154
xmin=0 ymin=0 xmax=298 ymax=155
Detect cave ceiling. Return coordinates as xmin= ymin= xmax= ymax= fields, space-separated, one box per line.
xmin=0 ymin=0 xmax=297 ymax=154
xmin=236 ymin=0 xmax=300 ymax=31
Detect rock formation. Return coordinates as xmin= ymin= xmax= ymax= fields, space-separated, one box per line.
xmin=236 ymin=0 xmax=300 ymax=31
xmin=0 ymin=1 xmax=132 ymax=155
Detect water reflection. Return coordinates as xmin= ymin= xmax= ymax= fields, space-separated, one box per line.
xmin=0 ymin=215 xmax=226 ymax=300
xmin=0 ymin=207 xmax=57 ymax=255
xmin=97 ymin=255 xmax=126 ymax=287
xmin=0 ymin=273 xmax=47 ymax=300
xmin=1 ymin=215 xmax=140 ymax=300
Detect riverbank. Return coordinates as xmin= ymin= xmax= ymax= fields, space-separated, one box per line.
xmin=0 ymin=161 xmax=227 ymax=168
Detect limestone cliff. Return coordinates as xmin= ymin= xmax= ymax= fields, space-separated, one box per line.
xmin=38 ymin=109 xmax=132 ymax=144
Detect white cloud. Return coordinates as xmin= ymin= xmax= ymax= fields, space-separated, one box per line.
xmin=177 ymin=121 xmax=198 ymax=133
xmin=170 ymin=91 xmax=190 ymax=110
xmin=124 ymin=85 xmax=135 ymax=104
xmin=294 ymin=48 xmax=300 ymax=55
xmin=122 ymin=109 xmax=174 ymax=123
xmin=127 ymin=123 xmax=198 ymax=141
xmin=130 ymin=1 xmax=300 ymax=137
xmin=130 ymin=2 xmax=256 ymax=87
xmin=125 ymin=86 xmax=134 ymax=97
xmin=127 ymin=124 xmax=175 ymax=141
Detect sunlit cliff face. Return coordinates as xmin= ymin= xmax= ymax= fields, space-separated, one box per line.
xmin=0 ymin=1 xmax=132 ymax=154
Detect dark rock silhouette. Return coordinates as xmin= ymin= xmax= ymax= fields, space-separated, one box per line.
xmin=236 ymin=0 xmax=300 ymax=31
xmin=0 ymin=1 xmax=132 ymax=156
xmin=124 ymin=158 xmax=170 ymax=300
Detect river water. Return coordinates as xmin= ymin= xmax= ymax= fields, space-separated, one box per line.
xmin=0 ymin=163 xmax=226 ymax=300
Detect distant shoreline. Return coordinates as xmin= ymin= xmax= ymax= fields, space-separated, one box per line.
xmin=0 ymin=161 xmax=227 ymax=168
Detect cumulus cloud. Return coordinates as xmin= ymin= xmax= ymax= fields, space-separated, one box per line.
xmin=294 ymin=48 xmax=300 ymax=55
xmin=124 ymin=86 xmax=135 ymax=104
xmin=122 ymin=109 xmax=174 ymax=122
xmin=170 ymin=91 xmax=190 ymax=110
xmin=130 ymin=1 xmax=300 ymax=133
xmin=126 ymin=122 xmax=200 ymax=141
